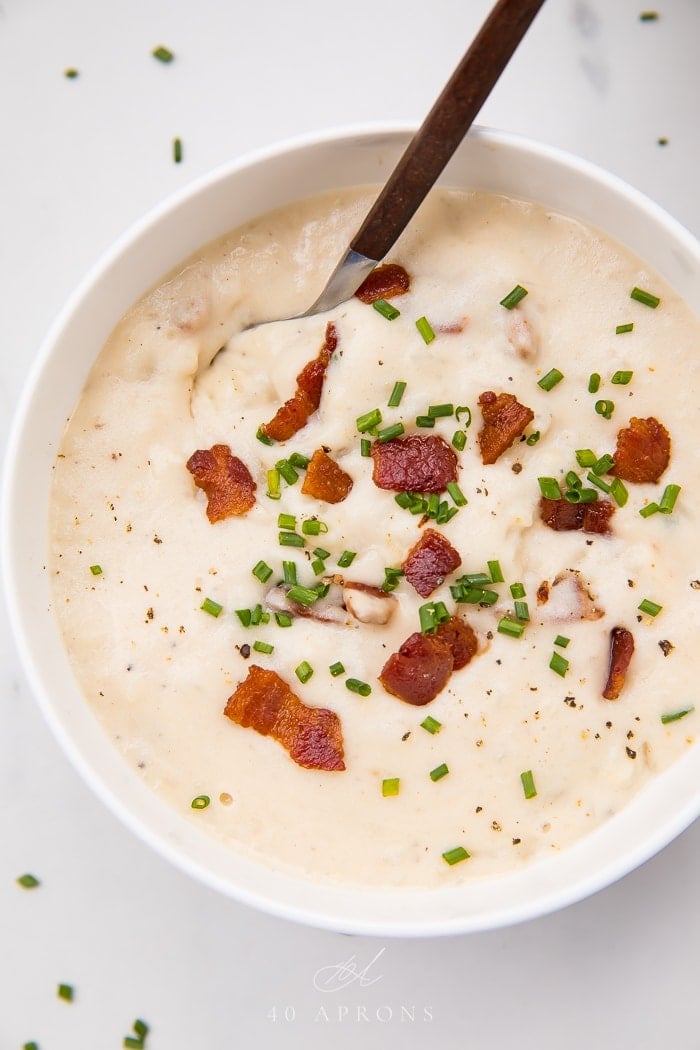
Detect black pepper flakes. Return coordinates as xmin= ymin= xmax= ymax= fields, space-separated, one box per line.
xmin=239 ymin=644 xmax=251 ymax=659
xmin=626 ymin=746 xmax=637 ymax=759
xmin=658 ymin=640 xmax=674 ymax=657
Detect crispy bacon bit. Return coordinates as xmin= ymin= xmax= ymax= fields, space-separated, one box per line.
xmin=611 ymin=416 xmax=671 ymax=484
xmin=224 ymin=664 xmax=345 ymax=771
xmin=602 ymin=627 xmax=635 ymax=701
xmin=536 ymin=580 xmax=550 ymax=604
xmin=342 ymin=581 xmax=396 ymax=625
xmin=371 ymin=434 xmax=458 ymax=493
xmin=186 ymin=444 xmax=256 ymax=522
xmin=402 ymin=528 xmax=462 ymax=598
xmin=260 ymin=322 xmax=337 ymax=442
xmin=477 ymin=391 xmax=535 ymax=465
xmin=539 ymin=497 xmax=615 ymax=535
xmin=434 ymin=615 xmax=478 ymax=670
xmin=355 ymin=263 xmax=410 ymax=304
xmin=301 ymin=448 xmax=353 ymax=503
xmin=379 ymin=632 xmax=453 ymax=706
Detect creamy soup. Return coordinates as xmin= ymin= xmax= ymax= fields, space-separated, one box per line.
xmin=49 ymin=187 xmax=699 ymax=888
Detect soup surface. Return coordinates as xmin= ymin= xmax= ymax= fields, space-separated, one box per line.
xmin=49 ymin=187 xmax=699 ymax=887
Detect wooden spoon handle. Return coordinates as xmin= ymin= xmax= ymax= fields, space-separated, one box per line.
xmin=350 ymin=0 xmax=547 ymax=262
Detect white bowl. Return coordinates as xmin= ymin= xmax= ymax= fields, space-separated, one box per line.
xmin=4 ymin=125 xmax=699 ymax=936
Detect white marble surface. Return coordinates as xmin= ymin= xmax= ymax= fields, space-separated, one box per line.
xmin=1 ymin=1 xmax=699 ymax=1047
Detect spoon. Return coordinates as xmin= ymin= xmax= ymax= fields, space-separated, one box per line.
xmin=297 ymin=0 xmax=546 ymax=319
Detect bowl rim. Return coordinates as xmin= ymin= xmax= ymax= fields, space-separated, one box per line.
xmin=3 ymin=122 xmax=699 ymax=937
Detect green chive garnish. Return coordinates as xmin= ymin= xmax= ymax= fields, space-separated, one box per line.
xmin=639 ymin=10 xmax=659 ymax=21
xmin=549 ymin=651 xmax=569 ymax=677
xmin=510 ymin=582 xmax=526 ymax=599
xmin=282 ymin=560 xmax=298 ymax=586
xmin=538 ymin=477 xmax=561 ymax=500
xmin=356 ymin=407 xmax=382 ymax=433
xmin=526 ymin=430 xmax=541 ymax=446
xmin=373 ymin=299 xmax=400 ymax=320
xmin=16 ymin=873 xmax=40 ymax=889
xmin=638 ymin=598 xmax=662 ymax=617
xmin=23 ymin=1043 xmax=40 ymax=1050
xmin=446 ymin=481 xmax=467 ymax=507
xmin=500 ymin=284 xmax=528 ymax=309
xmin=295 ymin=661 xmax=313 ymax=684
xmin=588 ymin=373 xmax=601 ymax=393
xmin=616 ymin=323 xmax=634 ymax=335
xmin=152 ymin=45 xmax=175 ymax=62
xmin=514 ymin=600 xmax=530 ymax=621
xmin=377 ymin=422 xmax=405 ymax=443
xmin=538 ymin=368 xmax=564 ymax=392
xmin=639 ymin=502 xmax=660 ymax=518
xmin=554 ymin=634 xmax=570 ymax=648
xmin=235 ymin=608 xmax=252 ymax=627
xmin=301 ymin=519 xmax=328 ymax=535
xmin=455 ymin=406 xmax=472 ymax=426
xmin=428 ymin=403 xmax=454 ymax=418
xmin=442 ymin=846 xmax=470 ymax=865
xmin=286 ymin=584 xmax=318 ymax=606
xmin=659 ymin=484 xmax=681 ymax=514
xmin=266 ymin=468 xmax=281 ymax=500
xmin=592 ymin=453 xmax=615 ymax=475
xmin=520 ymin=769 xmax=537 ymax=799
xmin=416 ymin=317 xmax=436 ymax=344
xmin=631 ymin=286 xmax=660 ymax=308
xmin=488 ymin=560 xmax=504 ymax=584
xmin=420 ymin=715 xmax=442 ymax=734
xmin=58 ymin=984 xmax=74 ymax=1002
xmin=64 ymin=68 xmax=79 ymax=78
xmin=595 ymin=399 xmax=615 ymax=420
xmin=564 ymin=488 xmax=598 ymax=504
xmin=565 ymin=470 xmax=582 ymax=490
xmin=337 ymin=550 xmax=356 ymax=568
xmin=191 ymin=795 xmax=210 ymax=809
xmin=382 ymin=777 xmax=401 ymax=797
xmin=661 ymin=706 xmax=694 ymax=724
xmin=415 ymin=415 xmax=435 ymax=428
xmin=256 ymin=426 xmax=273 ymax=446
xmin=586 ymin=471 xmax=611 ymax=494
xmin=173 ymin=137 xmax=183 ymax=163
xmin=452 ymin=430 xmax=467 ymax=451
xmin=279 ymin=532 xmax=305 ymax=548
xmin=498 ymin=616 xmax=525 ymax=638
xmin=611 ymin=370 xmax=633 ymax=385
xmin=311 ymin=558 xmax=325 ymax=576
xmin=575 ymin=449 xmax=597 ymax=468
xmin=360 ymin=437 xmax=372 ymax=457
xmin=90 ymin=564 xmax=103 ymax=576
xmin=289 ymin=451 xmax=310 ymax=469
xmin=277 ymin=512 xmax=296 ymax=531
xmin=253 ymin=640 xmax=274 ymax=654
xmin=329 ymin=661 xmax=345 ymax=677
xmin=346 ymin=678 xmax=371 ymax=696
xmin=200 ymin=597 xmax=223 ymax=617
xmin=252 ymin=560 xmax=273 ymax=583
xmin=610 ymin=478 xmax=629 ymax=507
xmin=276 ymin=459 xmax=298 ymax=485
xmin=388 ymin=380 xmax=407 ymax=407
xmin=429 ymin=763 xmax=449 ymax=782
xmin=419 ymin=603 xmax=437 ymax=634
xmin=275 ymin=612 xmax=293 ymax=627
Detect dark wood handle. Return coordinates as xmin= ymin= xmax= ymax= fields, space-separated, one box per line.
xmin=350 ymin=0 xmax=547 ymax=262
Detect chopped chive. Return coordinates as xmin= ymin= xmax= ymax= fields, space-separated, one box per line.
xmin=152 ymin=45 xmax=174 ymax=62
xmin=89 ymin=564 xmax=103 ymax=576
xmin=639 ymin=10 xmax=659 ymax=21
xmin=488 ymin=560 xmax=504 ymax=584
xmin=588 ymin=373 xmax=601 ymax=394
xmin=282 ymin=560 xmax=298 ymax=586
xmin=595 ymin=399 xmax=615 ymax=420
xmin=279 ymin=532 xmax=305 ymax=548
xmin=498 ymin=616 xmax=525 ymax=638
xmin=329 ymin=661 xmax=345 ymax=677
xmin=638 ymin=598 xmax=662 ymax=617
xmin=313 ymin=547 xmax=331 ymax=560
xmin=124 ymin=1039 xmax=143 ymax=1049
xmin=295 ymin=661 xmax=314 ymax=684
xmin=429 ymin=762 xmax=449 ymax=782
xmin=526 ymin=430 xmax=541 ymax=446
xmin=549 ymin=651 xmax=569 ymax=677
xmin=382 ymin=777 xmax=401 ymax=797
xmin=611 ymin=370 xmax=633 ymax=385
xmin=420 ymin=715 xmax=442 ymax=734
xmin=538 ymin=477 xmax=561 ymax=500
xmin=419 ymin=603 xmax=437 ymax=634
xmin=661 ymin=706 xmax=694 ymax=724
xmin=565 ymin=487 xmax=598 ymax=504
xmin=360 ymin=437 xmax=372 ymax=457
xmin=454 ymin=586 xmax=499 ymax=606
xmin=266 ymin=468 xmax=281 ymax=500
xmin=388 ymin=380 xmax=407 ymax=407
xmin=64 ymin=68 xmax=79 ymax=78
xmin=173 ymin=137 xmax=183 ymax=163
xmin=235 ymin=608 xmax=252 ymax=627
xmin=346 ymin=678 xmax=371 ymax=696
xmin=452 ymin=430 xmax=467 ymax=451
xmin=416 ymin=316 xmax=436 ymax=344
xmin=314 ymin=582 xmax=330 ymax=599
xmin=616 ymin=323 xmax=634 ymax=334
xmin=538 ymin=368 xmax=564 ymax=392
xmin=415 ymin=415 xmax=436 ymax=428
xmin=455 ymin=405 xmax=472 ymax=426
xmin=428 ymin=403 xmax=454 ymax=418
xmin=442 ymin=846 xmax=470 ymax=865
xmin=639 ymin=501 xmax=660 ymax=518
xmin=565 ymin=470 xmax=582 ymax=490
xmin=446 ymin=481 xmax=467 ymax=507
xmin=275 ymin=459 xmax=299 ymax=485
xmin=373 ymin=298 xmax=400 ymax=320
xmin=631 ymin=286 xmax=660 ymax=308
xmin=592 ymin=453 xmax=615 ymax=475
xmin=510 ymin=582 xmax=526 ymax=599
xmin=356 ymin=407 xmax=382 ymax=433
xmin=514 ymin=600 xmax=530 ymax=621
xmin=554 ymin=634 xmax=570 ymax=648
xmin=253 ymin=640 xmax=274 ymax=654
xmin=337 ymin=550 xmax=356 ymax=568
xmin=462 ymin=572 xmax=491 ymax=586
xmin=256 ymin=426 xmax=273 ymax=446
xmin=520 ymin=769 xmax=537 ymax=799
xmin=609 ymin=478 xmax=629 ymax=507
xmin=191 ymin=795 xmax=210 ymax=809
xmin=575 ymin=449 xmax=597 ymax=468
xmin=500 ymin=284 xmax=528 ymax=309
xmin=311 ymin=558 xmax=326 ymax=576
xmin=278 ymin=512 xmax=297 ymax=531
xmin=275 ymin=612 xmax=293 ymax=627
xmin=377 ymin=422 xmax=405 ymax=443
xmin=301 ymin=519 xmax=328 ymax=535
xmin=252 ymin=560 xmax=273 ymax=583
xmin=286 ymin=584 xmax=318 ymax=606
xmin=58 ymin=983 xmax=74 ymax=1002
xmin=16 ymin=873 xmax=40 ymax=889
xmin=200 ymin=597 xmax=223 ymax=617
xmin=659 ymin=484 xmax=681 ymax=514
xmin=586 ymin=471 xmax=611 ymax=494
xmin=289 ymin=451 xmax=310 ymax=469
xmin=250 ymin=604 xmax=264 ymax=626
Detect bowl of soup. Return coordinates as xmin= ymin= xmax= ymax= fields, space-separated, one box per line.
xmin=3 ymin=125 xmax=699 ymax=935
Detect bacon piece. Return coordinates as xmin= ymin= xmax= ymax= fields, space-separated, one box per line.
xmin=186 ymin=443 xmax=256 ymax=522
xmin=602 ymin=626 xmax=635 ymax=701
xmin=355 ymin=263 xmax=410 ymax=304
xmin=301 ymin=448 xmax=353 ymax=503
xmin=260 ymin=322 xmax=337 ymax=442
xmin=539 ymin=497 xmax=615 ymax=535
xmin=611 ymin=416 xmax=671 ymax=484
xmin=379 ymin=632 xmax=454 ymax=706
xmin=371 ymin=434 xmax=458 ymax=493
xmin=434 ymin=615 xmax=478 ymax=670
xmin=224 ymin=664 xmax=345 ymax=771
xmin=402 ymin=527 xmax=462 ymax=598
xmin=477 ymin=391 xmax=535 ymax=465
